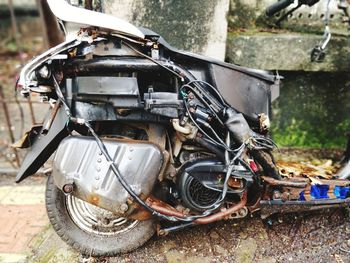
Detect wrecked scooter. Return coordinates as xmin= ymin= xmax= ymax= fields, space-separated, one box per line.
xmin=14 ymin=0 xmax=350 ymax=256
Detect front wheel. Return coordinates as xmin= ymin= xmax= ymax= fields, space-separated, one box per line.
xmin=45 ymin=175 xmax=155 ymax=256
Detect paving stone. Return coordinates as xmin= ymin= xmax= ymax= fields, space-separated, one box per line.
xmin=27 ymin=227 xmax=79 ymax=263
xmin=0 ymin=204 xmax=47 ymax=253
xmin=0 ymin=186 xmax=45 ymax=205
xmin=0 ymin=187 xmax=11 ymax=201
xmin=0 ymin=253 xmax=27 ymax=263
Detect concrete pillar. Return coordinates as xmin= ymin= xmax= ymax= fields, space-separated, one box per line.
xmin=103 ymin=0 xmax=230 ymax=61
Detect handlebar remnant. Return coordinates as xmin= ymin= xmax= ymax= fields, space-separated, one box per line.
xmin=266 ymin=0 xmax=295 ymax=17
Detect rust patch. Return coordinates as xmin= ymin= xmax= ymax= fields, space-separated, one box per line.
xmin=146 ymin=197 xmax=185 ymax=217
xmin=147 ymin=192 xmax=248 ymax=225
xmin=128 ymin=209 xmax=152 ymax=221
xmin=228 ymin=177 xmax=242 ymax=189
xmin=87 ymin=194 xmax=100 ymax=206
xmin=261 ymin=176 xmax=308 ymax=188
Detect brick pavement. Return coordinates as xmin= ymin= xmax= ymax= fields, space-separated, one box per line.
xmin=0 ymin=185 xmax=48 ymax=263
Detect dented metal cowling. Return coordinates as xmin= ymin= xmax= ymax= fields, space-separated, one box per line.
xmin=52 ymin=136 xmax=163 ymax=215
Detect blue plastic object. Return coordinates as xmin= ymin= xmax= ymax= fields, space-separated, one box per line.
xmin=299 ymin=191 xmax=306 ymax=201
xmin=334 ymin=186 xmax=350 ymax=199
xmin=299 ymin=185 xmax=350 ymax=201
xmin=310 ymin=184 xmax=329 ymax=199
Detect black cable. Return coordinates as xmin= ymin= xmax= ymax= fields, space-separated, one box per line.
xmin=52 ymin=77 xmax=184 ymax=222
xmin=123 ymin=40 xmax=226 ymax=124
xmin=122 ymin=41 xmax=185 ymax=81
xmin=181 ymin=92 xmax=232 ymax=151
xmin=182 ymin=81 xmax=276 ymax=152
xmin=52 ymin=77 xmax=72 ymax=118
xmin=186 ymin=80 xmax=229 ymax=108
xmin=181 ymin=84 xmax=224 ymax=126
xmin=181 ymin=83 xmax=276 ymax=152
xmin=252 ymin=134 xmax=277 ymax=150
xmin=122 ymin=40 xmax=227 ymax=120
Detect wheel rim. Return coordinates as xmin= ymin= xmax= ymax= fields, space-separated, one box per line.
xmin=66 ymin=195 xmax=139 ymax=236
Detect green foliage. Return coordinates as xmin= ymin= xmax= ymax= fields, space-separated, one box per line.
xmin=5 ymin=39 xmax=17 ymax=52
xmin=271 ymin=72 xmax=350 ymax=149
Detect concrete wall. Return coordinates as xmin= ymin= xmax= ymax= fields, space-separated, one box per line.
xmin=226 ymin=0 xmax=349 ymax=72
xmin=225 ymin=0 xmax=350 ymax=148
xmin=226 ymin=34 xmax=350 ymax=72
xmin=103 ymin=0 xmax=229 ymax=60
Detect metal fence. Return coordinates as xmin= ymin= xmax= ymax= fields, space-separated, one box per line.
xmin=0 ymin=0 xmax=39 ymax=174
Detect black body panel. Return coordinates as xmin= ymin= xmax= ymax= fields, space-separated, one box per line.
xmin=139 ymin=28 xmax=279 ymax=120
xmin=16 ymin=107 xmax=69 ymax=183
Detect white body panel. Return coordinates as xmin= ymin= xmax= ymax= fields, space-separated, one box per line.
xmin=47 ymin=0 xmax=145 ymax=39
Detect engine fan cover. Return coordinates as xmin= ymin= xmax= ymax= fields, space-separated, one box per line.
xmin=178 ymin=159 xmax=224 ymax=212
xmin=178 ymin=159 xmax=252 ymax=212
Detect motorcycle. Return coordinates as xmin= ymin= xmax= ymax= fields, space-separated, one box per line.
xmin=14 ymin=0 xmax=350 ymax=256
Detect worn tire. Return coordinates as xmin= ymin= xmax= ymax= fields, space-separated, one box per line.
xmin=45 ymin=175 xmax=155 ymax=257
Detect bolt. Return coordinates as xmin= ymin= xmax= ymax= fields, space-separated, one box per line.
xmin=97 ymin=158 xmax=102 ymax=163
xmin=120 ymin=203 xmax=128 ymax=213
xmin=95 ymin=175 xmax=100 ymax=180
xmin=96 ymin=167 xmax=101 ymax=172
xmin=62 ymin=184 xmax=74 ymax=194
xmin=129 ymin=147 xmax=134 ymax=152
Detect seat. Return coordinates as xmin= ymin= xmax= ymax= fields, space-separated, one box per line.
xmin=47 ymin=0 xmax=144 ymax=39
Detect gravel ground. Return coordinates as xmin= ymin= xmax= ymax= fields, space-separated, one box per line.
xmin=87 ymin=208 xmax=350 ymax=263
xmin=27 ymin=202 xmax=349 ymax=263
